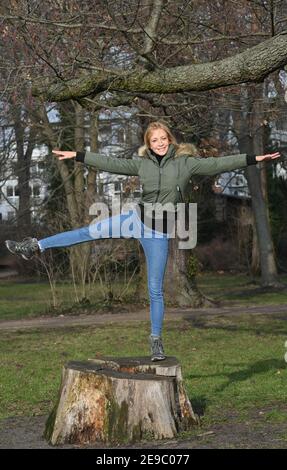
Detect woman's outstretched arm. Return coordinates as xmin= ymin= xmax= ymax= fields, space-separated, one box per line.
xmin=185 ymin=151 xmax=281 ymax=176
xmin=52 ymin=150 xmax=141 ymax=176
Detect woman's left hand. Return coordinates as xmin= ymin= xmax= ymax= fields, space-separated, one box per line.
xmin=256 ymin=152 xmax=281 ymax=162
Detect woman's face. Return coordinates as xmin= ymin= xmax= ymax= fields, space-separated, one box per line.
xmin=149 ymin=129 xmax=170 ymax=156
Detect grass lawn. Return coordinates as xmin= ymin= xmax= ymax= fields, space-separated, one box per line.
xmin=0 ymin=279 xmax=137 ymax=321
xmin=0 ymin=272 xmax=287 ymax=322
xmin=0 ymin=312 xmax=286 ymax=438
xmin=197 ymin=272 xmax=287 ymax=306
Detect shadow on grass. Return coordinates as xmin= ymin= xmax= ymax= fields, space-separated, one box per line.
xmin=185 ymin=314 xmax=287 ymax=336
xmin=222 ymin=284 xmax=287 ymax=298
xmin=190 ymin=395 xmax=209 ymax=418
xmin=187 ymin=358 xmax=286 ymax=394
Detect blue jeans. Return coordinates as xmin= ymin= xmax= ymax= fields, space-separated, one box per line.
xmin=38 ymin=209 xmax=169 ymax=336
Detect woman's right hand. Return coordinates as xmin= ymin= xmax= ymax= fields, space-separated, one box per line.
xmin=52 ymin=150 xmax=77 ymax=160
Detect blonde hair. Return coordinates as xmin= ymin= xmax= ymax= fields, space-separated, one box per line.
xmin=138 ymin=120 xmax=198 ymax=158
xmin=144 ymin=121 xmax=178 ymax=148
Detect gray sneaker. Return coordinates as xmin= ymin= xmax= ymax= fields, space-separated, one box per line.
xmin=5 ymin=237 xmax=40 ymax=260
xmin=150 ymin=335 xmax=166 ymax=361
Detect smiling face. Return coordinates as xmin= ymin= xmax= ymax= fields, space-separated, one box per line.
xmin=149 ymin=129 xmax=170 ymax=156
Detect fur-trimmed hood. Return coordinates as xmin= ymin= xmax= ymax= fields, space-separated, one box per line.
xmin=138 ymin=143 xmax=198 ymax=158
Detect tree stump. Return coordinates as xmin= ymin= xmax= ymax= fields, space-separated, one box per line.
xmin=45 ymin=356 xmax=198 ymax=445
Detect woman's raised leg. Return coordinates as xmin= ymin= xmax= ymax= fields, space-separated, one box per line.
xmin=5 ymin=209 xmax=140 ymax=258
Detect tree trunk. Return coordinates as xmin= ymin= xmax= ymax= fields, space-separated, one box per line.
xmin=135 ymin=247 xmax=149 ymax=303
xmin=137 ymin=205 xmax=213 ymax=308
xmin=13 ymin=106 xmax=37 ymax=235
xmin=136 ymin=238 xmax=210 ymax=308
xmin=45 ymin=356 xmax=198 ymax=445
xmin=69 ymin=102 xmax=91 ymax=283
xmin=17 ymin=158 xmax=31 ymax=234
xmin=233 ymin=84 xmax=279 ymax=286
xmin=246 ymin=165 xmax=279 ymax=285
xmin=38 ymin=104 xmax=99 ymax=287
xmin=69 ymin=108 xmax=100 ymax=286
xmin=251 ymin=215 xmax=260 ymax=275
xmin=164 ymin=238 xmax=210 ymax=307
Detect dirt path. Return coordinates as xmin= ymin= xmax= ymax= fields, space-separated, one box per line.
xmin=1 ymin=411 xmax=287 ymax=449
xmin=1 ymin=303 xmax=287 ymax=331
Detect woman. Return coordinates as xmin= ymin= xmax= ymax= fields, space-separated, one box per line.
xmin=5 ymin=121 xmax=280 ymax=361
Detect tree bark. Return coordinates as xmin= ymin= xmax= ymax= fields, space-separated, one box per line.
xmin=32 ymin=33 xmax=287 ymax=102
xmin=164 ymin=238 xmax=210 ymax=307
xmin=246 ymin=166 xmax=279 ymax=285
xmin=12 ymin=106 xmax=37 ymax=235
xmin=232 ymin=85 xmax=279 ymax=286
xmin=37 ymin=105 xmax=80 ymax=226
xmin=69 ymin=102 xmax=91 ymax=283
xmin=251 ymin=216 xmax=260 ymax=275
xmin=45 ymin=356 xmax=198 ymax=445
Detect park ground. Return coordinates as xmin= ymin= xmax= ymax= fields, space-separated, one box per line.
xmin=0 ymin=272 xmax=287 ymax=449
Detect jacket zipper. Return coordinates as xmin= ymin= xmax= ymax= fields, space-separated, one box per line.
xmin=149 ymin=152 xmax=172 ymax=204
xmin=155 ymin=166 xmax=162 ymax=203
xmin=176 ymin=184 xmax=184 ymax=202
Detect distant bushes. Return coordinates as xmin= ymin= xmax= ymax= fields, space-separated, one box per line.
xmin=194 ymin=236 xmax=246 ymax=272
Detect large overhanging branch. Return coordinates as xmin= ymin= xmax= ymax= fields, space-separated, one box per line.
xmin=32 ymin=32 xmax=287 ymax=102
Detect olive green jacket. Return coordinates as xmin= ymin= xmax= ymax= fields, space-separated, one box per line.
xmin=77 ymin=144 xmax=254 ymax=205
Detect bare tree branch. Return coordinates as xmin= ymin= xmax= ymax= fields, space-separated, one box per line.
xmin=142 ymin=0 xmax=164 ymax=56
xmin=32 ymin=32 xmax=287 ymax=102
